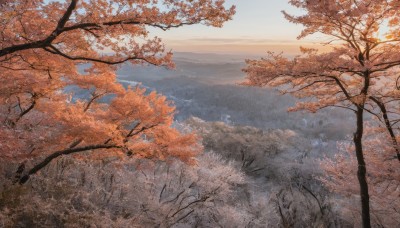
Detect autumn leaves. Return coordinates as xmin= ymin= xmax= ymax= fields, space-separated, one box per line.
xmin=0 ymin=0 xmax=234 ymax=181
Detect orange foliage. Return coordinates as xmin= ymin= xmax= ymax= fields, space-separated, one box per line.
xmin=0 ymin=0 xmax=235 ymax=182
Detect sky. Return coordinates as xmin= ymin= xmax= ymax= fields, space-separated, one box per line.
xmin=150 ymin=0 xmax=328 ymax=56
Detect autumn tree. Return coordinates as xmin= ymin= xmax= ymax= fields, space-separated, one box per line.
xmin=243 ymin=1 xmax=400 ymax=227
xmin=0 ymin=0 xmax=235 ymax=184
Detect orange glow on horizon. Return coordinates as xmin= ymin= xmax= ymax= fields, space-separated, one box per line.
xmin=165 ymin=42 xmax=333 ymax=56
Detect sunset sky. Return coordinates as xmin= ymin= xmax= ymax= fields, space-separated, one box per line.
xmin=151 ymin=0 xmax=328 ymax=56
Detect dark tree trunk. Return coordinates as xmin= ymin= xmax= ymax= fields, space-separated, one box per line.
xmin=353 ymin=107 xmax=371 ymax=228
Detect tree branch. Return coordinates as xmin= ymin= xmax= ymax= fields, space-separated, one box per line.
xmin=0 ymin=0 xmax=78 ymax=57
xmin=0 ymin=2 xmax=195 ymax=59
xmin=44 ymin=45 xmax=159 ymax=66
xmin=369 ymin=96 xmax=400 ymax=162
xmin=18 ymin=143 xmax=120 ymax=184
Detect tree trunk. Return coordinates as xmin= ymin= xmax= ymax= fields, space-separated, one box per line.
xmin=353 ymin=107 xmax=371 ymax=228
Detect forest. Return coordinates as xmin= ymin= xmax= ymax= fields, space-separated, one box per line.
xmin=1 ymin=1 xmax=400 ymax=228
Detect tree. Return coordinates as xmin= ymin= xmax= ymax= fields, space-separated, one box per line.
xmin=243 ymin=1 xmax=400 ymax=227
xmin=0 ymin=152 xmax=257 ymax=227
xmin=321 ymin=126 xmax=400 ymax=227
xmin=184 ymin=117 xmax=345 ymax=227
xmin=0 ymin=0 xmax=235 ymax=184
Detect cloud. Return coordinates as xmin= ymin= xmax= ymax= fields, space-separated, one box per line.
xmin=162 ymin=38 xmax=331 ymax=55
xmin=165 ymin=37 xmax=314 ymax=45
